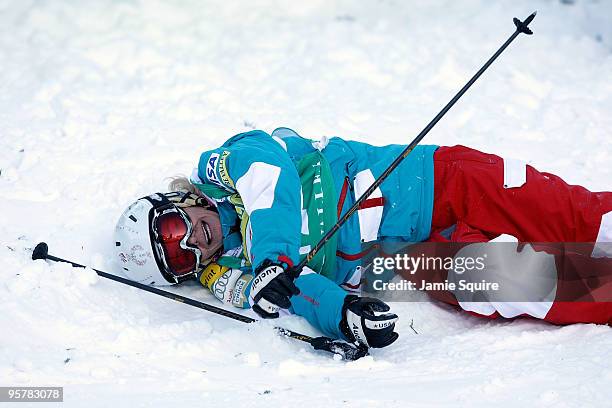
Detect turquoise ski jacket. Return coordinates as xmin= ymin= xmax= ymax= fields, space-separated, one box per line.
xmin=191 ymin=128 xmax=438 ymax=339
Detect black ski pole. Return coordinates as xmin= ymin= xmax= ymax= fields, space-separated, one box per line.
xmin=293 ymin=12 xmax=537 ymax=276
xmin=31 ymin=242 xmax=368 ymax=361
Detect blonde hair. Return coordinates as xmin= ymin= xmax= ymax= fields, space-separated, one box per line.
xmin=167 ymin=176 xmax=202 ymax=196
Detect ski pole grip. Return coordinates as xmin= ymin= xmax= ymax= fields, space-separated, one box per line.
xmin=513 ymin=11 xmax=536 ymax=35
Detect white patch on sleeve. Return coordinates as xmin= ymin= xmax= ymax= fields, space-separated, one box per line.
xmin=190 ymin=167 xmax=203 ymax=184
xmin=235 ymin=162 xmax=281 ymax=214
xmin=272 ymin=135 xmax=287 ymax=151
xmin=592 ymin=211 xmax=612 ymax=258
xmin=503 ymin=158 xmax=527 ymax=189
xmin=342 ymin=266 xmax=362 ymax=293
xmin=354 ymin=169 xmax=384 ymax=243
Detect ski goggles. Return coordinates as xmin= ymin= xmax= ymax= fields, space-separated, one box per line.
xmin=150 ymin=203 xmax=202 ymax=283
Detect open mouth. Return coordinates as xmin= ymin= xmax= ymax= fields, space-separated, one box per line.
xmin=202 ymin=222 xmax=212 ymax=245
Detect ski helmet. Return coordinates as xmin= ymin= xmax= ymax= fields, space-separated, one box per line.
xmin=114 ymin=191 xmax=220 ymax=286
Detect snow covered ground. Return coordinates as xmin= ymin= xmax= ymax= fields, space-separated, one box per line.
xmin=1 ymin=0 xmax=611 ymax=406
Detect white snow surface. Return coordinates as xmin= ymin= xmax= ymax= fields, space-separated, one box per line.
xmin=1 ymin=0 xmax=611 ymax=406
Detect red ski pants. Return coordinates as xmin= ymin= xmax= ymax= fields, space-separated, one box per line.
xmin=430 ymin=145 xmax=612 ymax=325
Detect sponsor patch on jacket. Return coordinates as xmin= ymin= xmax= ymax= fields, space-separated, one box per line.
xmin=218 ymin=150 xmax=235 ymax=189
xmin=200 ymin=263 xmax=229 ymax=290
xmin=205 ymin=153 xmax=222 ymax=186
xmin=232 ymin=274 xmax=253 ymax=308
xmin=212 ymin=269 xmax=235 ymax=303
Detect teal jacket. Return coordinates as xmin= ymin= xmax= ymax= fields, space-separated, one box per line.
xmin=192 ymin=128 xmax=438 ymax=339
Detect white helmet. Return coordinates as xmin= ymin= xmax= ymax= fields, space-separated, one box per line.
xmin=114 ymin=192 xmax=218 ymax=286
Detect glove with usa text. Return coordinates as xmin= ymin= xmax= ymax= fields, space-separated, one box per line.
xmin=250 ymin=261 xmax=300 ymax=319
xmin=339 ymin=295 xmax=399 ymax=348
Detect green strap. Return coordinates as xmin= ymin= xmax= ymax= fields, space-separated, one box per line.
xmin=297 ymin=151 xmax=338 ymax=279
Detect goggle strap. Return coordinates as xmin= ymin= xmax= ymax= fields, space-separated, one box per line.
xmin=142 ymin=193 xmax=173 ymax=209
xmin=144 ymin=191 xmax=215 ymax=210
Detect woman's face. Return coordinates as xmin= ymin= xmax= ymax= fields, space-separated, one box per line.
xmin=183 ymin=206 xmax=223 ymax=262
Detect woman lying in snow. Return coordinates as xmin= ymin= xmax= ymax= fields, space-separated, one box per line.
xmin=114 ymin=127 xmax=612 ymax=349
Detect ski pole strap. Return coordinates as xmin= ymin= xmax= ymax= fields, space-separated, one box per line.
xmin=276 ymin=328 xmax=369 ymax=361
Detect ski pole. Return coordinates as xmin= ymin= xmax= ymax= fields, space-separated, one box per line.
xmin=293 ymin=12 xmax=537 ymax=276
xmin=31 ymin=242 xmax=368 ymax=361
